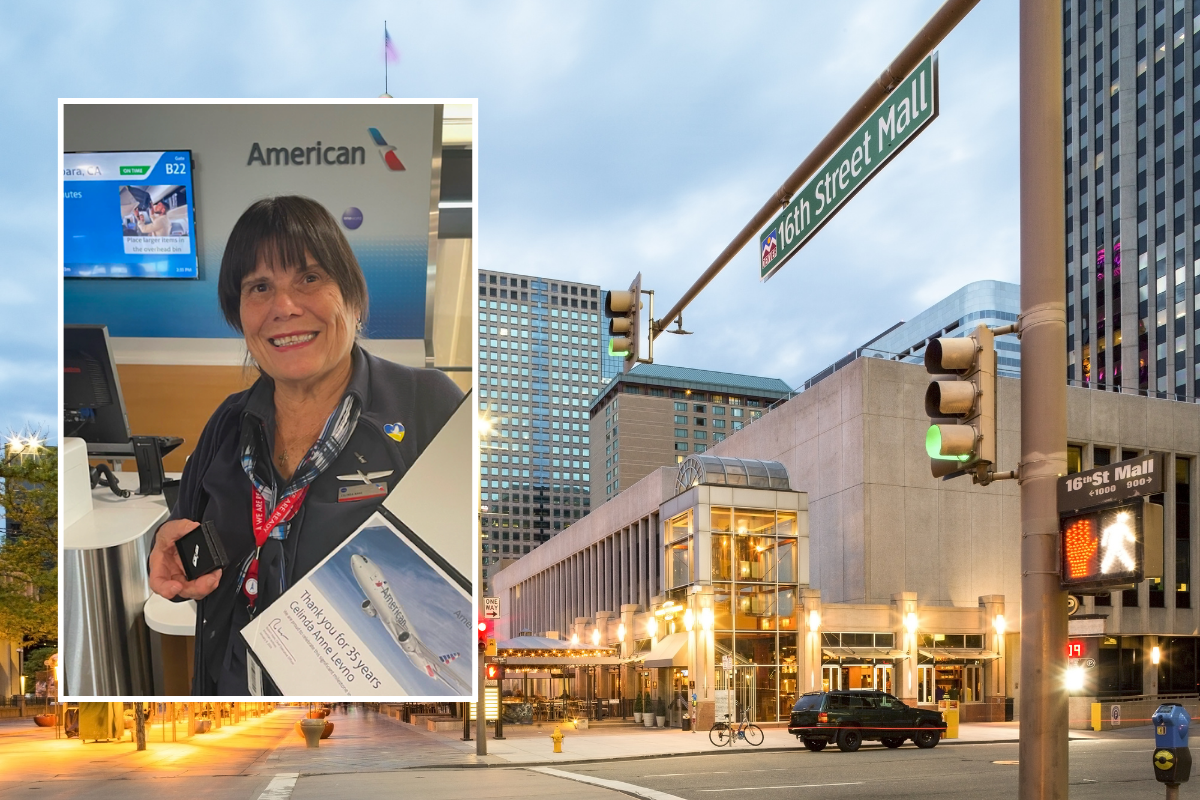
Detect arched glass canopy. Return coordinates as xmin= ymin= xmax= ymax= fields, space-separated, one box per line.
xmin=676 ymin=455 xmax=791 ymax=494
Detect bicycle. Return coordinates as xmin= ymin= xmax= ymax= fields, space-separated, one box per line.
xmin=709 ymin=709 xmax=764 ymax=747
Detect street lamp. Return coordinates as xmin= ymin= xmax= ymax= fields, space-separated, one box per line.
xmin=1152 ymin=646 xmax=1162 ymax=665
xmin=646 ymin=617 xmax=658 ymax=639
xmin=571 ymin=633 xmax=579 ymax=644
xmin=684 ymin=609 xmax=695 ymax=632
xmin=808 ymin=610 xmax=820 ymax=631
xmin=617 ymin=622 xmax=626 ymax=640
xmin=592 ymin=628 xmax=600 ymax=647
xmin=993 ymin=615 xmax=1006 ymax=636
xmin=700 ymin=607 xmax=713 ymax=631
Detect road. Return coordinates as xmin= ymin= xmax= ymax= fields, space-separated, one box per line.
xmin=0 ymin=707 xmax=1169 ymax=800
xmin=551 ymin=737 xmax=1168 ymax=799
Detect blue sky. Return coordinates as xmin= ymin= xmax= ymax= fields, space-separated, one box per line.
xmin=2 ymin=0 xmax=1020 ymax=438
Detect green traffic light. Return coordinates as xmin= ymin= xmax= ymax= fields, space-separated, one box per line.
xmin=926 ymin=425 xmax=970 ymax=461
xmin=609 ymin=340 xmax=630 ymax=357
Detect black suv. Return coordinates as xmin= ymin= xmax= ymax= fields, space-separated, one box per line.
xmin=787 ymin=690 xmax=946 ymax=752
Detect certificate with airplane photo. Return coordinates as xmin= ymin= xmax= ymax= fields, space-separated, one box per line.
xmin=239 ymin=510 xmax=473 ymax=697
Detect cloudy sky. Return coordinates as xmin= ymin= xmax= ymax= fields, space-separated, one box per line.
xmin=2 ymin=0 xmax=1019 ymax=440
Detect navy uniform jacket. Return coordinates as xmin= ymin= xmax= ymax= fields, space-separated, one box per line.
xmin=166 ymin=346 xmax=463 ymax=695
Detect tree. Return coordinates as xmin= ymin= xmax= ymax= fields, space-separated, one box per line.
xmin=0 ymin=443 xmax=57 ymax=650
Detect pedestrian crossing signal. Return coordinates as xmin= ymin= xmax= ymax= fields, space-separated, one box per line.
xmin=1060 ymin=501 xmax=1146 ymax=590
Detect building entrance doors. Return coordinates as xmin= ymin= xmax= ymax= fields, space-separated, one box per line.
xmin=873 ymin=665 xmax=893 ymax=694
xmin=917 ymin=665 xmax=934 ymax=703
xmin=821 ymin=665 xmax=841 ymax=692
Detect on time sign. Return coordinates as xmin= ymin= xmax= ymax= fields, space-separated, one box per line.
xmin=759 ymin=53 xmax=940 ymax=281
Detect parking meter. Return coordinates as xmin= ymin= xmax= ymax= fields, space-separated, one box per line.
xmin=1152 ymin=704 xmax=1192 ymax=786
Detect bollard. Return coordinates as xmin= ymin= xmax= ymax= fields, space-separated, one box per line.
xmin=550 ymin=725 xmax=564 ymax=753
xmin=299 ymin=718 xmax=325 ymax=748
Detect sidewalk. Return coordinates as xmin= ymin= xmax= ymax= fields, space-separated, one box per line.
xmin=0 ymin=706 xmax=1157 ymax=784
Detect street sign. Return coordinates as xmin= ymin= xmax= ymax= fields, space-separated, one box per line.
xmin=759 ymin=52 xmax=939 ymax=281
xmin=721 ymin=655 xmax=732 ymax=670
xmin=1057 ymin=453 xmax=1164 ymax=514
xmin=483 ymin=596 xmax=500 ymax=619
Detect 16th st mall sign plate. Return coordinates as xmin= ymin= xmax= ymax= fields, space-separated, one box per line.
xmin=759 ymin=53 xmax=939 ymax=281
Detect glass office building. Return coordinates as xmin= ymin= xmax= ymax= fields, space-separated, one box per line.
xmin=477 ymin=270 xmax=606 ymax=583
xmin=1063 ymin=0 xmax=1198 ymax=400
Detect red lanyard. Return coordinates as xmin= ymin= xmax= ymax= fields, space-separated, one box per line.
xmin=242 ymin=486 xmax=309 ymax=604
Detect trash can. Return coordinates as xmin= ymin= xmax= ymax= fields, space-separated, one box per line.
xmin=682 ymin=714 xmax=691 ymax=731
xmin=1004 ymin=697 xmax=1014 ymax=722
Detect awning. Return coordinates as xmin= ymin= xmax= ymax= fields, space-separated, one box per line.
xmin=919 ymin=648 xmax=1000 ymax=661
xmin=643 ymin=632 xmax=689 ymax=668
xmin=822 ymin=647 xmax=909 ymax=660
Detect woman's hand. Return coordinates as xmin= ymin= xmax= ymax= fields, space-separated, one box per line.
xmin=149 ymin=518 xmax=223 ymax=600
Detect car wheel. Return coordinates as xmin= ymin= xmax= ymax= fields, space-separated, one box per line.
xmin=881 ymin=737 xmax=905 ymax=748
xmin=912 ymin=727 xmax=941 ymax=749
xmin=802 ymin=737 xmax=827 ymax=752
xmin=836 ymin=728 xmax=862 ymax=752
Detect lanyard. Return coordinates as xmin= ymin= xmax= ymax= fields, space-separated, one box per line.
xmin=242 ymin=486 xmax=309 ymax=605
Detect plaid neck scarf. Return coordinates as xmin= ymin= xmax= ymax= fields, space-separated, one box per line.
xmin=235 ymin=391 xmax=361 ymax=608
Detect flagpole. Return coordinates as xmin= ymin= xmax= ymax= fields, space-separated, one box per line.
xmin=384 ymin=21 xmax=388 ymax=96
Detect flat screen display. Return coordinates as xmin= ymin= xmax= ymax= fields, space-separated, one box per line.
xmin=64 ymin=150 xmax=198 ymax=278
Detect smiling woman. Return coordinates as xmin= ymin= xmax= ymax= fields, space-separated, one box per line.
xmin=145 ymin=195 xmax=463 ymax=695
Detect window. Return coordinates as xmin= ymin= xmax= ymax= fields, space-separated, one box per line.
xmin=713 ymin=406 xmax=726 ymax=416
xmin=694 ymin=443 xmax=707 ymax=453
xmin=694 ymin=404 xmax=706 ymax=413
xmin=674 ymin=442 xmax=688 ymax=451
xmin=675 ymin=429 xmax=688 ymax=438
xmin=674 ymin=415 xmax=687 ymax=424
xmin=712 ymin=419 xmax=726 ymax=429
xmin=694 ymin=418 xmax=706 ymax=426
xmin=674 ymin=401 xmax=687 ymax=411
xmin=694 ymin=430 xmax=707 ymax=440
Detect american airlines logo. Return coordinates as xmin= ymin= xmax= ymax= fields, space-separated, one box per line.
xmin=368 ymin=128 xmax=406 ymax=171
xmin=245 ymin=128 xmax=405 ymax=170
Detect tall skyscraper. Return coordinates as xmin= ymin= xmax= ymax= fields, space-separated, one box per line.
xmin=1063 ymin=0 xmax=1197 ymax=400
xmin=476 ymin=270 xmax=605 ymax=583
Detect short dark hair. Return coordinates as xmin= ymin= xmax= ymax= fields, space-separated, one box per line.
xmin=217 ymin=196 xmax=369 ymax=333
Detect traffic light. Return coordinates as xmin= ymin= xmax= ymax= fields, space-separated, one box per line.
xmin=477 ymin=620 xmax=489 ymax=653
xmin=924 ymin=324 xmax=995 ymax=482
xmin=485 ymin=663 xmax=500 ymax=681
xmin=605 ymin=273 xmax=643 ymax=370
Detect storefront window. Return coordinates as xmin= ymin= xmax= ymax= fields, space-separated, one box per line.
xmin=711 ymin=507 xmax=732 ymax=532
xmin=734 ymin=585 xmax=774 ymax=629
xmin=712 ymin=535 xmax=732 ymax=581
xmin=712 ymin=586 xmax=732 ymax=630
xmin=734 ymin=533 xmax=773 ymax=581
xmin=734 ymin=632 xmax=778 ymax=664
xmin=668 ymin=537 xmax=691 ymax=589
xmin=775 ymin=537 xmax=797 ymax=583
xmin=668 ymin=510 xmax=692 ymax=541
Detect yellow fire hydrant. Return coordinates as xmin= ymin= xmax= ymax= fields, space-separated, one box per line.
xmin=550 ymin=725 xmax=564 ymax=753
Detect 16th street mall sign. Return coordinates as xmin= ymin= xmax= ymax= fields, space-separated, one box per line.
xmin=759 ymin=53 xmax=939 ymax=281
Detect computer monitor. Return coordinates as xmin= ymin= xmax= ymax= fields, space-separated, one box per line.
xmin=64 ymin=324 xmax=134 ymax=457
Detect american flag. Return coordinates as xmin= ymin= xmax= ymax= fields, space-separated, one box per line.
xmin=384 ymin=25 xmax=399 ymax=63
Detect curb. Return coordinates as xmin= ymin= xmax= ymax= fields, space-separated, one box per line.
xmin=286 ymin=736 xmax=1033 ymax=774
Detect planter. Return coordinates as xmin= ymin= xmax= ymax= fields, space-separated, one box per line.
xmin=643 ymin=712 xmax=655 ymax=728
xmin=194 ymin=719 xmax=212 ymax=734
xmin=33 ymin=714 xmax=56 ymax=727
xmin=655 ymin=715 xmax=666 ymax=728
xmin=633 ymin=712 xmax=643 ymax=723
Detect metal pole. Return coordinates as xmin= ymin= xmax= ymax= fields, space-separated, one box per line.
xmin=1017 ymin=0 xmax=1069 ymax=795
xmin=462 ymin=701 xmax=471 ymax=741
xmin=495 ymin=663 xmax=505 ymax=739
xmin=651 ymin=0 xmax=982 ymax=339
xmin=476 ymin=657 xmax=487 ymax=755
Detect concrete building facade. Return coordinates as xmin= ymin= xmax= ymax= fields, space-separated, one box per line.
xmin=494 ymin=356 xmax=1200 ymax=727
xmin=590 ymin=364 xmax=792 ymax=502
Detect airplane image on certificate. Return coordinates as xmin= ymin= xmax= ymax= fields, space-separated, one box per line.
xmin=350 ymin=553 xmax=470 ymax=694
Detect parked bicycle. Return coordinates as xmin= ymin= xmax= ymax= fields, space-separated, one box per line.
xmin=709 ymin=709 xmax=764 ymax=747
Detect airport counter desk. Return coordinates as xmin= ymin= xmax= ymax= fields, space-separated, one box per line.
xmin=62 ymin=437 xmax=193 ymax=695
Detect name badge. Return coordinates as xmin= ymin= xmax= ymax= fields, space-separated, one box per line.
xmin=338 ymin=481 xmax=387 ymax=503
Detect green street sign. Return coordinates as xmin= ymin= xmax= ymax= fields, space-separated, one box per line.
xmin=119 ymin=165 xmax=150 ymax=176
xmin=760 ymin=52 xmax=939 ymax=281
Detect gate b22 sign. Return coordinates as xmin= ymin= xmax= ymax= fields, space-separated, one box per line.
xmin=759 ymin=53 xmax=939 ymax=281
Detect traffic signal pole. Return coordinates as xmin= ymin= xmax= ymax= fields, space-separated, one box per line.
xmin=650 ymin=0 xmax=981 ymax=340
xmin=1018 ymin=0 xmax=1069 ymax=796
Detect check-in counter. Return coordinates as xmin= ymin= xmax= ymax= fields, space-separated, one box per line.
xmin=62 ymin=438 xmax=169 ymax=695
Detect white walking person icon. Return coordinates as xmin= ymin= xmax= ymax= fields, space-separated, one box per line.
xmin=1100 ymin=511 xmax=1137 ymax=573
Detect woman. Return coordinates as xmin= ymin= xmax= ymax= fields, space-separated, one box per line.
xmin=147 ymin=195 xmax=463 ymax=695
